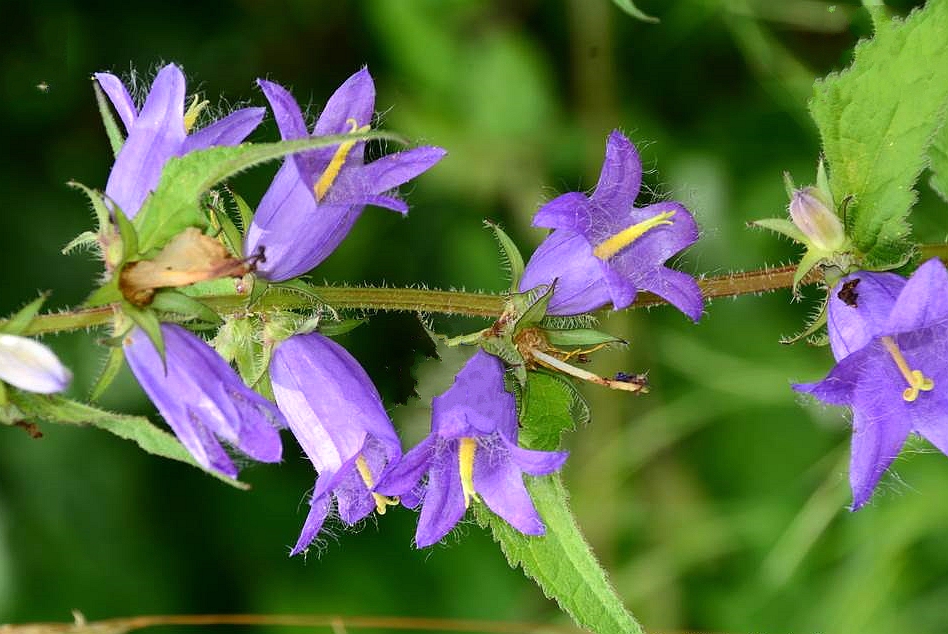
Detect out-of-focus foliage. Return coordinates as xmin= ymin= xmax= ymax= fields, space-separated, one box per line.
xmin=2 ymin=1 xmax=946 ymax=634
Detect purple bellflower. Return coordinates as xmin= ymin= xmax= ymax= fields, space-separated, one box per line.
xmin=794 ymin=258 xmax=948 ymax=509
xmin=95 ymin=63 xmax=265 ymax=218
xmin=124 ymin=323 xmax=284 ymax=478
xmin=244 ymin=69 xmax=447 ymax=282
xmin=376 ymin=350 xmax=568 ymax=548
xmin=269 ymin=332 xmax=402 ymax=555
xmin=518 ymin=130 xmax=703 ymax=320
xmin=0 ymin=334 xmax=72 ymax=394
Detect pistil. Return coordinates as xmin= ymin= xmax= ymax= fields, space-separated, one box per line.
xmin=355 ymin=454 xmax=397 ymax=514
xmin=458 ymin=437 xmax=479 ymax=509
xmin=880 ymin=336 xmax=934 ymax=402
xmin=593 ymin=210 xmax=676 ymax=260
xmin=314 ymin=118 xmax=371 ymax=201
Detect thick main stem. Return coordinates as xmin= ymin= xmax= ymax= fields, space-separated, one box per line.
xmin=13 ymin=245 xmax=948 ymax=336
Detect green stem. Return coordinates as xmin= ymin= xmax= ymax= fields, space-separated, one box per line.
xmin=14 ymin=247 xmax=948 ymax=337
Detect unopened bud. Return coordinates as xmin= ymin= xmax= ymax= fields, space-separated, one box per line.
xmin=789 ymin=187 xmax=845 ymax=252
xmin=0 ymin=334 xmax=72 ymax=393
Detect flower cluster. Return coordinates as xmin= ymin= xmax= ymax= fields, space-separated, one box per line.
xmin=93 ymin=65 xmax=699 ymax=551
xmin=794 ymin=258 xmax=948 ymax=509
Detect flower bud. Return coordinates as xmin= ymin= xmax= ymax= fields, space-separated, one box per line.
xmin=0 ymin=334 xmax=71 ymax=394
xmin=789 ymin=187 xmax=845 ymax=252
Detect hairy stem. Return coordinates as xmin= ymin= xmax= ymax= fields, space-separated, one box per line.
xmin=13 ymin=247 xmax=948 ymax=336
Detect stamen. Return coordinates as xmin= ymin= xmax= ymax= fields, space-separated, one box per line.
xmin=593 ymin=210 xmax=676 ymax=260
xmin=183 ymin=95 xmax=209 ymax=134
xmin=880 ymin=336 xmax=934 ymax=402
xmin=458 ymin=437 xmax=479 ymax=509
xmin=530 ymin=348 xmax=649 ymax=394
xmin=355 ymin=454 xmax=397 ymax=514
xmin=314 ymin=118 xmax=371 ymax=201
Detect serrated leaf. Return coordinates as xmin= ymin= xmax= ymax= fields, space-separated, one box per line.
xmin=93 ymin=79 xmax=124 ymax=158
xmin=929 ymin=117 xmax=948 ymax=203
xmin=121 ymin=301 xmax=164 ymax=361
xmin=9 ymin=391 xmax=247 ymax=489
xmin=542 ymin=328 xmax=626 ymax=349
xmin=611 ymin=0 xmax=658 ymax=23
xmin=89 ymin=345 xmax=126 ymax=401
xmin=485 ymin=220 xmax=525 ymax=293
xmin=151 ymin=290 xmax=222 ymax=325
xmin=476 ymin=477 xmax=643 ymax=634
xmin=519 ymin=372 xmax=580 ymax=450
xmin=0 ymin=294 xmax=48 ymax=335
xmin=810 ymin=0 xmax=948 ymax=265
xmin=751 ymin=217 xmax=808 ymax=244
xmin=133 ymin=131 xmax=397 ymax=255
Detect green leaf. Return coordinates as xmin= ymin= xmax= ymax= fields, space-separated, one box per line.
xmin=476 ymin=371 xmax=641 ymax=634
xmin=0 ymin=293 xmax=48 ymax=335
xmin=9 ymin=392 xmax=247 ymax=489
xmin=542 ymin=328 xmax=626 ymax=350
xmin=152 ymin=289 xmax=223 ymax=325
xmin=928 ymin=117 xmax=948 ymax=204
xmin=114 ymin=205 xmax=139 ymax=262
xmin=93 ymin=79 xmax=124 ymax=157
xmin=316 ymin=318 xmax=366 ymax=337
xmin=85 ymin=277 xmax=122 ymax=307
xmin=610 ymin=0 xmax=658 ymax=23
xmin=750 ymin=217 xmax=808 ymax=244
xmin=67 ymin=181 xmax=113 ymax=239
xmin=515 ymin=284 xmax=555 ymax=332
xmin=133 ymin=131 xmax=398 ymax=255
xmin=208 ymin=194 xmax=245 ymax=258
xmin=62 ymin=231 xmax=99 ymax=255
xmin=121 ymin=301 xmax=164 ymax=361
xmin=485 ymin=220 xmax=525 ymax=293
xmin=476 ymin=477 xmax=642 ymax=634
xmin=810 ymin=0 xmax=948 ymax=265
xmin=89 ymin=345 xmax=126 ymax=402
xmin=229 ymin=189 xmax=255 ymax=235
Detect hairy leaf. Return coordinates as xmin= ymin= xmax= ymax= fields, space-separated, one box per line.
xmin=810 ymin=1 xmax=948 ymax=266
xmin=929 ymin=116 xmax=948 ymax=203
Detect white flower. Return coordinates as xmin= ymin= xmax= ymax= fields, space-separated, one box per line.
xmin=0 ymin=334 xmax=71 ymax=393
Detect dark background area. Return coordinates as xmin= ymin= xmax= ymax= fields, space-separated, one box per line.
xmin=2 ymin=1 xmax=946 ymax=633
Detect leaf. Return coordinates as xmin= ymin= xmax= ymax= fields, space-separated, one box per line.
xmin=484 ymin=220 xmax=525 ymax=293
xmin=750 ymin=217 xmax=808 ymax=244
xmin=121 ymin=301 xmax=164 ymax=361
xmin=542 ymin=328 xmax=627 ymax=350
xmin=476 ymin=371 xmax=642 ymax=634
xmin=928 ymin=116 xmax=948 ymax=204
xmin=208 ymin=192 xmax=245 ymax=257
xmin=151 ymin=289 xmax=222 ymax=325
xmin=476 ymin=478 xmax=642 ymax=634
xmin=93 ymin=79 xmax=124 ymax=158
xmin=89 ymin=345 xmax=126 ymax=401
xmin=133 ymin=131 xmax=398 ymax=255
xmin=810 ymin=0 xmax=948 ymax=266
xmin=610 ymin=0 xmax=658 ymax=23
xmin=0 ymin=294 xmax=48 ymax=335
xmin=9 ymin=392 xmax=248 ymax=489
xmin=67 ymin=181 xmax=113 ymax=242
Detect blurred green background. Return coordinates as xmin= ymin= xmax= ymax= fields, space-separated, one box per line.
xmin=2 ymin=1 xmax=947 ymax=633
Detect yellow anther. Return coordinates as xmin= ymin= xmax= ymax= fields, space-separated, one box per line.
xmin=355 ymin=454 xmax=397 ymax=515
xmin=314 ymin=117 xmax=371 ymax=201
xmin=183 ymin=94 xmax=209 ymax=134
xmin=458 ymin=437 xmax=479 ymax=509
xmin=593 ymin=210 xmax=677 ymax=260
xmin=881 ymin=336 xmax=934 ymax=402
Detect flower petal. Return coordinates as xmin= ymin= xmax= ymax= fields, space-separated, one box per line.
xmin=431 ymin=350 xmax=516 ymax=438
xmin=518 ymin=229 xmax=610 ymax=316
xmin=290 ymin=490 xmax=332 ymax=556
xmin=181 ymin=106 xmax=265 ymax=154
xmin=506 ymin=443 xmax=569 ymax=476
xmin=475 ymin=442 xmax=546 ymax=536
xmin=886 ymin=258 xmax=948 ymax=334
xmin=329 ymin=146 xmax=446 ymax=203
xmin=104 ymin=63 xmax=186 ymax=218
xmin=826 ymin=271 xmax=904 ymax=360
xmin=374 ymin=435 xmax=438 ymax=503
xmin=0 ymin=334 xmax=72 ymax=394
xmin=530 ymin=192 xmax=592 ymax=232
xmin=634 ymin=267 xmax=704 ymax=322
xmin=93 ymin=72 xmax=138 ymax=131
xmin=588 ymin=130 xmax=643 ymax=221
xmin=314 ymin=67 xmax=376 ymax=136
xmin=415 ymin=443 xmax=466 ymax=548
xmin=792 ymin=349 xmax=863 ymax=406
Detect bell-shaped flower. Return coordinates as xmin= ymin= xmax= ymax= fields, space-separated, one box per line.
xmin=788 ymin=186 xmax=845 ymax=253
xmin=95 ymin=63 xmax=265 ymax=218
xmin=518 ymin=130 xmax=702 ymax=320
xmin=244 ymin=69 xmax=446 ymax=282
xmin=794 ymin=258 xmax=948 ymax=509
xmin=124 ymin=324 xmax=284 ymax=478
xmin=269 ymin=332 xmax=402 ymax=554
xmin=376 ymin=350 xmax=568 ymax=548
xmin=0 ymin=334 xmax=71 ymax=394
